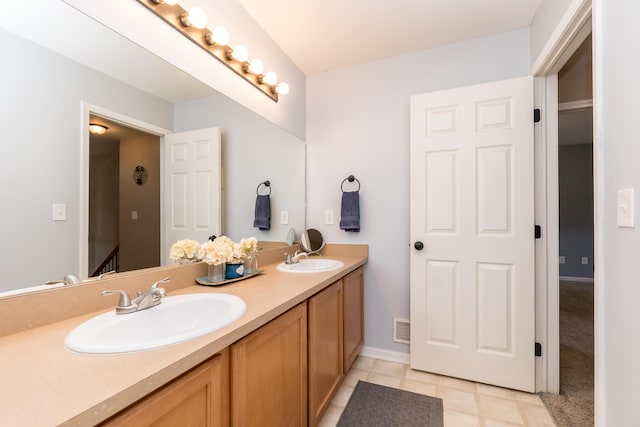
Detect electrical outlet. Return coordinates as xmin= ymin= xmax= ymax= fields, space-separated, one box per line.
xmin=280 ymin=210 xmax=289 ymax=225
xmin=559 ymin=256 xmax=566 ymax=264
xmin=325 ymin=210 xmax=335 ymax=225
xmin=581 ymin=257 xmax=589 ymax=265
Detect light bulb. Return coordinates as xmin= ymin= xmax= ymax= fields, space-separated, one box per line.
xmin=262 ymin=71 xmax=278 ymax=86
xmin=276 ymin=82 xmax=290 ymax=95
xmin=211 ymin=26 xmax=230 ymax=46
xmin=248 ymin=59 xmax=264 ymax=75
xmin=183 ymin=7 xmax=208 ymax=29
xmin=231 ymin=44 xmax=249 ymax=62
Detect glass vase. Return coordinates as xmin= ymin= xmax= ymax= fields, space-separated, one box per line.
xmin=243 ymin=253 xmax=258 ymax=275
xmin=207 ymin=262 xmax=226 ymax=282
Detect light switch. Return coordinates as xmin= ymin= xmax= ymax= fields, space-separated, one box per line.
xmin=280 ymin=210 xmax=289 ymax=225
xmin=617 ymin=188 xmax=635 ymax=228
xmin=131 ymin=210 xmax=138 ymax=220
xmin=52 ymin=204 xmax=66 ymax=221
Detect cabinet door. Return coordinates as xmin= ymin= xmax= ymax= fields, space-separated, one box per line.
xmin=231 ymin=302 xmax=307 ymax=427
xmin=100 ymin=349 xmax=229 ymax=427
xmin=343 ymin=267 xmax=364 ymax=372
xmin=308 ymin=280 xmax=344 ymax=426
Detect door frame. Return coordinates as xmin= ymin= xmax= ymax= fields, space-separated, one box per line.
xmin=531 ymin=0 xmax=592 ymax=394
xmin=79 ymin=102 xmax=171 ymax=278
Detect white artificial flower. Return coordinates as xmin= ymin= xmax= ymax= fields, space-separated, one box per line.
xmin=169 ymin=239 xmax=202 ymax=260
xmin=169 ymin=236 xmax=256 ymax=264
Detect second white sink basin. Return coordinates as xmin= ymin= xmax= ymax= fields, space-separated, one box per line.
xmin=277 ymin=258 xmax=344 ymax=273
xmin=65 ymin=293 xmax=246 ymax=354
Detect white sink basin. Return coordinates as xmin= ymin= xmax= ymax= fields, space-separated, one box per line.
xmin=277 ymin=258 xmax=344 ymax=273
xmin=65 ymin=293 xmax=246 ymax=354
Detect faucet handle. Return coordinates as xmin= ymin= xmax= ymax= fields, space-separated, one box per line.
xmin=150 ymin=277 xmax=169 ymax=298
xmin=102 ymin=290 xmax=133 ymax=309
xmin=150 ymin=277 xmax=170 ymax=290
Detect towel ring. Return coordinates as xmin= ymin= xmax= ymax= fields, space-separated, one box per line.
xmin=341 ymin=175 xmax=360 ymax=192
xmin=256 ymin=180 xmax=271 ymax=195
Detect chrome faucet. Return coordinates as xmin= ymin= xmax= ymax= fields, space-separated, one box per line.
xmin=45 ymin=274 xmax=82 ymax=286
xmin=284 ymin=250 xmax=308 ymax=264
xmin=97 ymin=270 xmax=116 ymax=280
xmin=103 ymin=277 xmax=169 ymax=315
xmin=46 ymin=271 xmax=115 ymax=286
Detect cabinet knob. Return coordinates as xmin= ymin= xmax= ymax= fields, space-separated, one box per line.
xmin=414 ymin=241 xmax=424 ymax=251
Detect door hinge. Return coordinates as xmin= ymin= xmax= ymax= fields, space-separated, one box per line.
xmin=534 ymin=108 xmax=541 ymax=123
xmin=535 ymin=225 xmax=542 ymax=239
xmin=535 ymin=342 xmax=542 ymax=357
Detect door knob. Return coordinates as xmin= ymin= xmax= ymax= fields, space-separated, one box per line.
xmin=414 ymin=241 xmax=424 ymax=250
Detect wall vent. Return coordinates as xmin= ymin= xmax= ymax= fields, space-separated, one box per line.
xmin=393 ymin=318 xmax=410 ymax=344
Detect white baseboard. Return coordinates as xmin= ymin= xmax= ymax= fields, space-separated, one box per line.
xmin=559 ymin=275 xmax=594 ymax=283
xmin=359 ymin=346 xmax=410 ymax=364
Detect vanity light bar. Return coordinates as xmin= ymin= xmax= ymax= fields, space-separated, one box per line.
xmin=137 ymin=0 xmax=288 ymax=102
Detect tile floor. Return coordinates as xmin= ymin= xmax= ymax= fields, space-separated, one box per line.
xmin=318 ymin=356 xmax=556 ymax=427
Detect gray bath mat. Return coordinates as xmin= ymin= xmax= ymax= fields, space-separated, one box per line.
xmin=337 ymin=381 xmax=444 ymax=426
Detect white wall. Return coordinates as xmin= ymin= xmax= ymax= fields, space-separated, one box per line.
xmin=529 ymin=0 xmax=576 ymax=67
xmin=306 ymin=29 xmax=531 ymax=354
xmin=174 ymin=95 xmax=305 ymax=244
xmin=593 ymin=0 xmax=640 ymax=424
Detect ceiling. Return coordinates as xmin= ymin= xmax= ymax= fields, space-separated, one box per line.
xmin=237 ymin=0 xmax=543 ymax=74
xmin=89 ymin=115 xmax=153 ymax=143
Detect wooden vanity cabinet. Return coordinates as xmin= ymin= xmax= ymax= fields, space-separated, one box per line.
xmin=308 ymin=280 xmax=344 ymax=426
xmin=230 ymin=302 xmax=308 ymax=427
xmin=343 ymin=267 xmax=364 ymax=371
xmin=100 ymin=349 xmax=229 ymax=427
xmin=308 ymin=266 xmax=365 ymax=426
xmin=99 ymin=266 xmax=363 ymax=427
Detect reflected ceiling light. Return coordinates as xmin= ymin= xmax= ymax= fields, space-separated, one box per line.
xmin=180 ymin=6 xmax=208 ymax=29
xmin=136 ymin=0 xmax=289 ymax=102
xmin=89 ymin=123 xmax=108 ymax=135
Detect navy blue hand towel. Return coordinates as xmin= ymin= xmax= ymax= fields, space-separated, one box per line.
xmin=340 ymin=191 xmax=360 ymax=232
xmin=253 ymin=194 xmax=271 ymax=230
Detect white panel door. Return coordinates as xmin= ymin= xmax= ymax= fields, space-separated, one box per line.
xmin=409 ymin=77 xmax=535 ymax=392
xmin=163 ymin=127 xmax=221 ymax=264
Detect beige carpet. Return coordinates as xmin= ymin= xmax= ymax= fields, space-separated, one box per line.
xmin=539 ymin=280 xmax=594 ymax=427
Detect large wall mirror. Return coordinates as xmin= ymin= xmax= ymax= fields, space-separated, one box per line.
xmin=0 ymin=6 xmax=305 ymax=295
